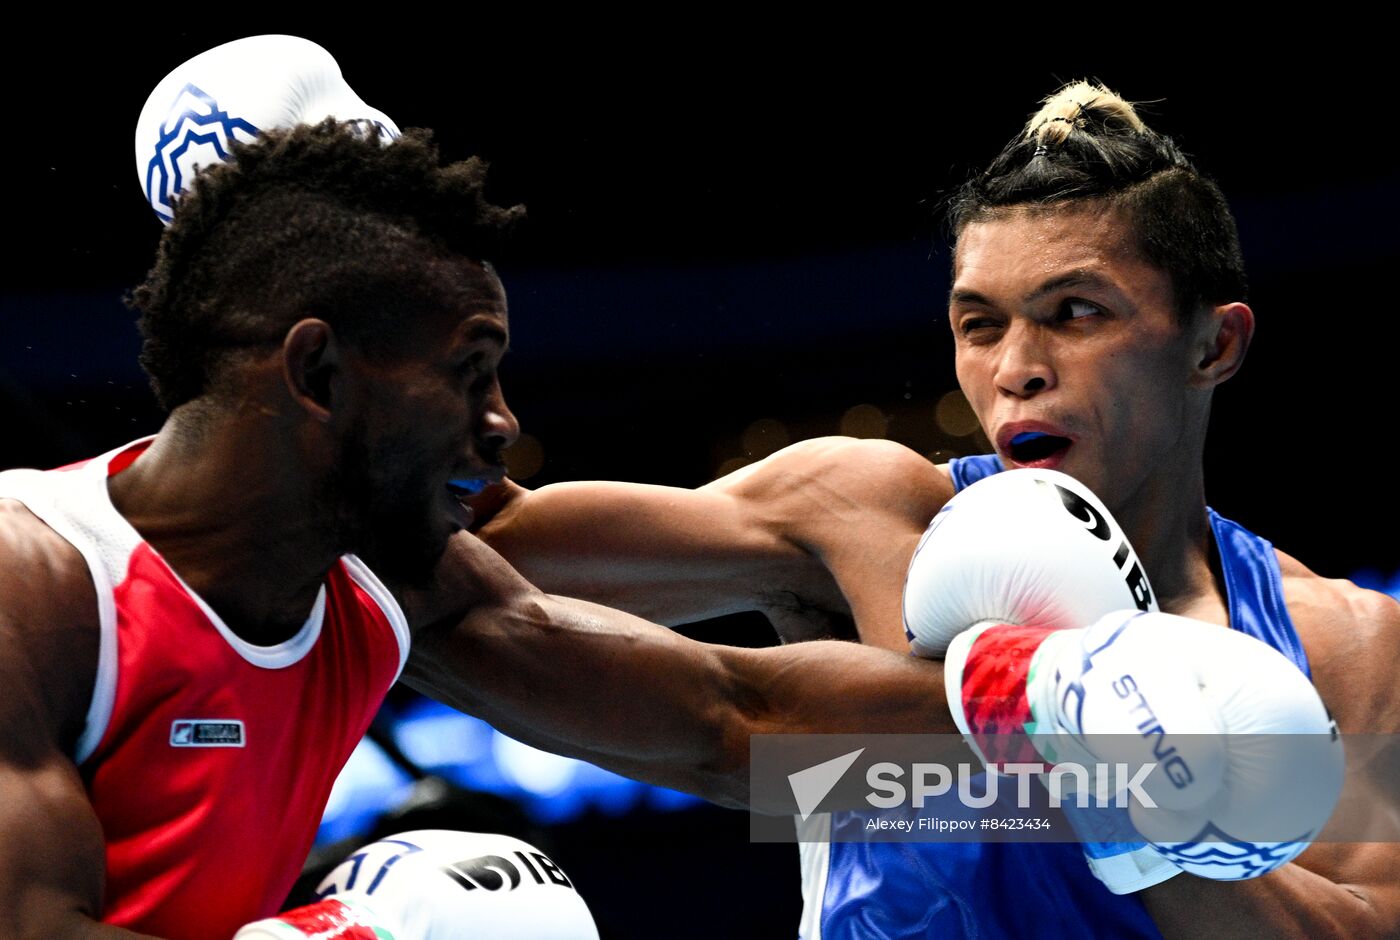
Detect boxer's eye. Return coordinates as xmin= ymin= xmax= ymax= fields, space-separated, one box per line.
xmin=958 ymin=315 xmax=999 ymax=338
xmin=1058 ymin=299 xmax=1102 ymax=321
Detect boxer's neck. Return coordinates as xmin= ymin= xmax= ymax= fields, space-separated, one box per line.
xmin=107 ymin=407 xmax=341 ymax=645
xmin=1111 ymin=460 xmax=1223 ymax=624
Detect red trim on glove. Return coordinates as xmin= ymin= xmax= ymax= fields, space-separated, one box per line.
xmin=961 ymin=624 xmax=1055 ymax=767
xmin=267 ymin=899 xmax=383 ymax=938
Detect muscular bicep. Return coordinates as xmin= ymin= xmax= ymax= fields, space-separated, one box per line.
xmin=472 ymin=439 xmax=952 ymax=652
xmin=473 ymin=478 xmax=836 ymax=626
xmin=0 ymin=623 xmax=125 ymax=935
xmin=0 ymin=748 xmax=107 ymax=929
xmin=0 ymin=504 xmax=154 ymax=937
xmin=406 ymin=532 xmax=956 ymax=808
xmin=715 ymin=438 xmax=953 ymax=652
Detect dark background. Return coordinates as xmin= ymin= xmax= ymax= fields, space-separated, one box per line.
xmin=4 ymin=23 xmax=1397 ymax=937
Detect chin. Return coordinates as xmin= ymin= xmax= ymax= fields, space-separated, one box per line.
xmin=1061 ymin=462 xmax=1134 ymax=516
xmin=356 ymin=509 xmax=454 ymax=587
xmin=1029 ymin=451 xmax=1104 ymax=500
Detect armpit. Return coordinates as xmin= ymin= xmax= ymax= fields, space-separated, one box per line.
xmin=757 ymin=588 xmax=859 ymax=644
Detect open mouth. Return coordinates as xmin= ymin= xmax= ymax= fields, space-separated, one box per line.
xmin=1007 ymin=431 xmax=1072 ymax=465
xmin=444 ymin=473 xmax=506 ymax=530
xmin=447 ymin=479 xmax=489 ymax=498
xmin=444 ymin=479 xmax=491 ymax=530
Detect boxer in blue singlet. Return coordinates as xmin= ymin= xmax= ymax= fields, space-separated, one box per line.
xmin=469 ymin=81 xmax=1400 ymax=936
xmin=803 ymin=453 xmax=1311 ymax=940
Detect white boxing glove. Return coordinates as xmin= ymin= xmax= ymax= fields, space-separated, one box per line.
xmin=903 ymin=468 xmax=1156 ymax=659
xmin=945 ymin=610 xmax=1344 ymax=887
xmin=136 ymin=35 xmax=400 ymax=223
xmin=903 ymin=468 xmax=1178 ymax=891
xmin=234 ymin=830 xmax=599 ymax=940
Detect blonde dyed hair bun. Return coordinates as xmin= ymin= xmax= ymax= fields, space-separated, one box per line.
xmin=948 ymin=79 xmax=1248 ymax=317
xmin=1025 ymin=81 xmax=1147 ymax=152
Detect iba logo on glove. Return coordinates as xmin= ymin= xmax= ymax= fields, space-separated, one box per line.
xmin=142 ymin=84 xmax=261 ymax=223
xmin=441 ymin=853 xmax=574 ymax=892
xmin=319 ymin=836 xmax=579 ymax=902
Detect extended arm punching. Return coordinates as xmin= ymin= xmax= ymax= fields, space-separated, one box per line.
xmin=401 ymin=527 xmax=955 ymax=809
xmin=474 ymin=437 xmax=950 ymax=650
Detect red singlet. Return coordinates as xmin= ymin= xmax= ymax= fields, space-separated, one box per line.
xmin=0 ymin=439 xmax=410 ymax=939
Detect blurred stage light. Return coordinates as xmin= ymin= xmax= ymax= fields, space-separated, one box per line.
xmin=886 ymin=403 xmax=940 ymax=452
xmin=505 ymin=433 xmax=545 ymax=480
xmin=318 ymin=704 xmax=704 ymax=845
xmin=394 ymin=707 xmax=491 ymax=768
xmin=935 ymin=390 xmax=980 ymax=437
xmin=319 ymin=739 xmax=413 ymax=845
xmin=493 ymin=733 xmax=580 ymax=797
xmin=1351 ymin=567 xmax=1400 ymax=601
xmin=715 ymin=456 xmax=750 ymax=479
xmin=840 ymin=404 xmax=888 ymax=439
xmin=741 ymin=418 xmax=791 ymax=458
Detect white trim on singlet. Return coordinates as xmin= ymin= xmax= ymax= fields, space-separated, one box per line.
xmin=0 ymin=438 xmax=413 ymax=761
xmin=341 ymin=553 xmax=412 ymax=682
xmin=76 ymin=440 xmax=329 ymax=671
xmin=166 ymin=568 xmax=327 ymax=669
xmin=797 ymin=812 xmax=833 ymax=940
xmin=0 ymin=466 xmax=121 ymax=766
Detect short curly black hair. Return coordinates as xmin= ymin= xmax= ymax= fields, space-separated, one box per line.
xmin=129 ymin=120 xmax=524 ymax=411
xmin=948 ymin=82 xmax=1246 ymax=321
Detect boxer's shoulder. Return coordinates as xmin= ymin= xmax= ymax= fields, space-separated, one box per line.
xmin=1276 ymin=548 xmax=1400 ymax=732
xmin=471 ymin=438 xmax=949 ymax=556
xmin=1275 ymin=548 xmax=1399 ymax=643
xmin=0 ymin=499 xmax=99 ymax=753
xmin=712 ymin=436 xmax=953 ymax=536
xmin=0 ymin=498 xmax=99 ymax=634
xmin=716 ymin=438 xmax=951 ymax=649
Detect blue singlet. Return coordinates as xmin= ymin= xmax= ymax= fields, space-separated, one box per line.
xmin=798 ymin=454 xmax=1307 ymax=939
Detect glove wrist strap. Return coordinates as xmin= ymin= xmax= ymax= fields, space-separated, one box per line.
xmin=952 ymin=624 xmax=1059 ymax=767
xmin=233 ymin=898 xmax=394 ymax=939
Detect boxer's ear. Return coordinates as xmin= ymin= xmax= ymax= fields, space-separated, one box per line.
xmin=282 ymin=319 xmax=338 ymax=421
xmin=1190 ymin=302 xmax=1254 ymax=388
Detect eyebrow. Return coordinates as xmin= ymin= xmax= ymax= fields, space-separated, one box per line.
xmin=461 ymin=318 xmax=510 ymax=352
xmin=949 ymin=269 xmax=1116 ymax=309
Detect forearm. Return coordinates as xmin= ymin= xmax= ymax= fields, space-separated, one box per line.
xmin=405 ymin=590 xmax=748 ymax=802
xmin=1144 ymin=863 xmax=1389 ymax=939
xmin=0 ymin=757 xmax=158 ymax=940
xmin=47 ymin=916 xmax=161 ymax=940
xmin=405 ymin=589 xmax=957 ymax=807
xmin=0 ymin=841 xmax=160 ymax=939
